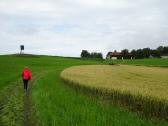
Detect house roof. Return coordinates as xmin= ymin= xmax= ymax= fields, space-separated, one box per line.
xmin=110 ymin=51 xmax=121 ymax=56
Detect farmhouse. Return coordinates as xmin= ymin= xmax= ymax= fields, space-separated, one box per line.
xmin=111 ymin=51 xmax=122 ymax=60
xmin=106 ymin=51 xmax=122 ymax=59
xmin=106 ymin=51 xmax=133 ymax=60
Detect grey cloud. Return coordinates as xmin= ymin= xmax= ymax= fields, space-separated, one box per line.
xmin=0 ymin=0 xmax=168 ymax=57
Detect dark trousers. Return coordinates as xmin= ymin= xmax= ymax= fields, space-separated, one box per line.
xmin=23 ymin=80 xmax=29 ymax=90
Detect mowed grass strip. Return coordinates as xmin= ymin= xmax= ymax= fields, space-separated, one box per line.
xmin=61 ymin=65 xmax=168 ymax=120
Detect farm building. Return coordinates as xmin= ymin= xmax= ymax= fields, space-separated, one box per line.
xmin=106 ymin=51 xmax=133 ymax=60
xmin=106 ymin=51 xmax=122 ymax=60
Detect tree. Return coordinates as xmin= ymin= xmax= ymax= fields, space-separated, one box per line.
xmin=136 ymin=49 xmax=144 ymax=59
xmin=97 ymin=53 xmax=103 ymax=59
xmin=90 ymin=52 xmax=103 ymax=59
xmin=142 ymin=48 xmax=151 ymax=58
xmin=81 ymin=50 xmax=103 ymax=59
xmin=157 ymin=46 xmax=164 ymax=55
xmin=81 ymin=50 xmax=90 ymax=58
xmin=121 ymin=49 xmax=129 ymax=59
xmin=156 ymin=46 xmax=168 ymax=55
xmin=163 ymin=46 xmax=168 ymax=54
xmin=151 ymin=49 xmax=161 ymax=58
xmin=131 ymin=49 xmax=137 ymax=58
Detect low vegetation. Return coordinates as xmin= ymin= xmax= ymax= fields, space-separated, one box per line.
xmin=61 ymin=65 xmax=168 ymax=120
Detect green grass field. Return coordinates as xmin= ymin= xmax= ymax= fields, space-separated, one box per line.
xmin=0 ymin=55 xmax=168 ymax=126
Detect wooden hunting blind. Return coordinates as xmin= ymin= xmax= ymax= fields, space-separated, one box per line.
xmin=20 ymin=45 xmax=24 ymax=54
xmin=20 ymin=45 xmax=24 ymax=50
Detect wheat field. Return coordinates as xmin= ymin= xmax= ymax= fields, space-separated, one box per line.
xmin=61 ymin=65 xmax=168 ymax=119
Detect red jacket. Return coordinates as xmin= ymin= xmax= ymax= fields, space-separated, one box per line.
xmin=22 ymin=68 xmax=32 ymax=80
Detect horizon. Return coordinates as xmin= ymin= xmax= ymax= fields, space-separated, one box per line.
xmin=0 ymin=44 xmax=167 ymax=58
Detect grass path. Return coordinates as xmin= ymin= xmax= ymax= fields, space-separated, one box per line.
xmin=23 ymin=71 xmax=50 ymax=126
xmin=0 ymin=71 xmax=47 ymax=126
xmin=24 ymin=86 xmax=31 ymax=126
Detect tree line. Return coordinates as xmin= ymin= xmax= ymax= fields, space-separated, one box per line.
xmin=121 ymin=46 xmax=168 ymax=59
xmin=81 ymin=46 xmax=168 ymax=59
xmin=81 ymin=50 xmax=103 ymax=59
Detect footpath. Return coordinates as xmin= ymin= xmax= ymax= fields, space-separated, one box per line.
xmin=0 ymin=77 xmax=38 ymax=126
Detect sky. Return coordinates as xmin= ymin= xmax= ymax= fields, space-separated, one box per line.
xmin=0 ymin=0 xmax=168 ymax=57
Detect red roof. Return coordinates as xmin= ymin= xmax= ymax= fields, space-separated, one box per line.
xmin=110 ymin=51 xmax=121 ymax=56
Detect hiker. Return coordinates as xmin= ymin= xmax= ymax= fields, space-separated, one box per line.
xmin=21 ymin=66 xmax=32 ymax=90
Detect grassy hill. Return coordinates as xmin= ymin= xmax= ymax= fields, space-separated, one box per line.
xmin=0 ymin=55 xmax=168 ymax=126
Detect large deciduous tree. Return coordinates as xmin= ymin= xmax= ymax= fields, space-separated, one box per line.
xmin=81 ymin=50 xmax=90 ymax=58
xmin=121 ymin=49 xmax=129 ymax=58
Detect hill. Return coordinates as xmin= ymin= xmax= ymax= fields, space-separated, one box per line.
xmin=0 ymin=55 xmax=168 ymax=126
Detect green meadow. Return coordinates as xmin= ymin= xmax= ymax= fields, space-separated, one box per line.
xmin=0 ymin=55 xmax=168 ymax=126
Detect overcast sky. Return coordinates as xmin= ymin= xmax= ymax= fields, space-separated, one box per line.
xmin=0 ymin=0 xmax=168 ymax=57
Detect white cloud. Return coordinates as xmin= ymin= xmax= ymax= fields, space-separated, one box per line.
xmin=0 ymin=0 xmax=168 ymax=57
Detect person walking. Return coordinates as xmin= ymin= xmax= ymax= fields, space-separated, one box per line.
xmin=22 ymin=66 xmax=32 ymax=90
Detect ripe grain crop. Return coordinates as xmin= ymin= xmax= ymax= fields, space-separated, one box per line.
xmin=61 ymin=65 xmax=168 ymax=120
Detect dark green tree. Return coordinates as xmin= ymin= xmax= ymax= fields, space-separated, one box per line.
xmin=97 ymin=53 xmax=103 ymax=59
xmin=121 ymin=49 xmax=129 ymax=58
xmin=81 ymin=50 xmax=90 ymax=58
xmin=90 ymin=52 xmax=103 ymax=59
xmin=131 ymin=49 xmax=137 ymax=58
xmin=136 ymin=49 xmax=144 ymax=59
xmin=163 ymin=46 xmax=168 ymax=54
xmin=142 ymin=48 xmax=151 ymax=58
xmin=157 ymin=46 xmax=164 ymax=55
xmin=151 ymin=49 xmax=161 ymax=58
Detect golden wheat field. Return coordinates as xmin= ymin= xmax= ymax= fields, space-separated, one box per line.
xmin=61 ymin=65 xmax=168 ymax=119
xmin=61 ymin=65 xmax=168 ymax=101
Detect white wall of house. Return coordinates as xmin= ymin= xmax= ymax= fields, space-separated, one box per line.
xmin=111 ymin=57 xmax=117 ymax=60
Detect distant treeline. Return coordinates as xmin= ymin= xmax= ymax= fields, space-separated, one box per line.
xmin=81 ymin=46 xmax=168 ymax=59
xmin=81 ymin=50 xmax=103 ymax=59
xmin=109 ymin=46 xmax=168 ymax=59
xmin=128 ymin=46 xmax=168 ymax=59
